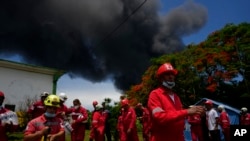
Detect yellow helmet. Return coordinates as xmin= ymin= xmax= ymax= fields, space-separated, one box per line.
xmin=44 ymin=94 xmax=60 ymax=107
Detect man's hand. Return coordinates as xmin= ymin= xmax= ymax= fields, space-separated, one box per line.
xmin=187 ymin=106 xmax=205 ymax=115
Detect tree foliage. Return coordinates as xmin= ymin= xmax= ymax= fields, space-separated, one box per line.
xmin=126 ymin=22 xmax=250 ymax=109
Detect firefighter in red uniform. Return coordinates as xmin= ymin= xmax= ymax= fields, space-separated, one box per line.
xmin=56 ymin=93 xmax=70 ymax=141
xmin=147 ymin=63 xmax=205 ymax=141
xmin=24 ymin=94 xmax=65 ymax=141
xmin=240 ymin=107 xmax=250 ymax=125
xmin=117 ymin=108 xmax=126 ymax=141
xmin=27 ymin=92 xmax=49 ymax=120
xmin=187 ymin=105 xmax=204 ymax=141
xmin=0 ymin=91 xmax=18 ymax=141
xmin=136 ymin=103 xmax=151 ymax=141
xmin=217 ymin=105 xmax=230 ymax=141
xmin=92 ymin=105 xmax=105 ymax=141
xmin=69 ymin=99 xmax=88 ymax=141
xmin=90 ymin=100 xmax=98 ymax=141
xmin=120 ymin=98 xmax=139 ymax=141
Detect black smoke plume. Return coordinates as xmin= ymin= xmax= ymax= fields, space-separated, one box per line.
xmin=0 ymin=0 xmax=207 ymax=91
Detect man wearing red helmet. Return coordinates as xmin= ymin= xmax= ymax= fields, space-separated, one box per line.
xmin=147 ymin=63 xmax=205 ymax=141
xmin=0 ymin=91 xmax=19 ymax=141
xmin=204 ymin=100 xmax=221 ymax=141
xmin=89 ymin=100 xmax=98 ymax=141
xmin=120 ymin=98 xmax=139 ymax=141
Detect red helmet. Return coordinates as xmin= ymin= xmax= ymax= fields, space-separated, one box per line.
xmin=121 ymin=99 xmax=129 ymax=107
xmin=204 ymin=100 xmax=213 ymax=105
xmin=136 ymin=103 xmax=142 ymax=107
xmin=92 ymin=101 xmax=98 ymax=106
xmin=156 ymin=63 xmax=178 ymax=78
xmin=0 ymin=91 xmax=5 ymax=98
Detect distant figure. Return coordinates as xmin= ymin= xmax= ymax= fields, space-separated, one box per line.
xmin=90 ymin=100 xmax=98 ymax=141
xmin=102 ymin=102 xmax=112 ymax=141
xmin=217 ymin=105 xmax=230 ymax=141
xmin=120 ymin=98 xmax=139 ymax=141
xmin=27 ymin=92 xmax=49 ymax=119
xmin=57 ymin=93 xmax=70 ymax=141
xmin=204 ymin=100 xmax=221 ymax=141
xmin=69 ymin=99 xmax=88 ymax=141
xmin=23 ymin=94 xmax=65 ymax=141
xmin=117 ymin=108 xmax=126 ymax=141
xmin=0 ymin=91 xmax=19 ymax=141
xmin=240 ymin=107 xmax=250 ymax=125
xmin=92 ymin=105 xmax=105 ymax=141
xmin=136 ymin=103 xmax=151 ymax=141
xmin=187 ymin=105 xmax=204 ymax=141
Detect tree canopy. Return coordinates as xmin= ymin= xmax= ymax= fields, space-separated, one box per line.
xmin=126 ymin=22 xmax=250 ymax=109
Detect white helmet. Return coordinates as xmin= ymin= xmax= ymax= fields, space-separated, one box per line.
xmin=59 ymin=93 xmax=67 ymax=101
xmin=241 ymin=107 xmax=248 ymax=112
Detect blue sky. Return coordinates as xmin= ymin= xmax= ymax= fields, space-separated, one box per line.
xmin=1 ymin=0 xmax=250 ymax=110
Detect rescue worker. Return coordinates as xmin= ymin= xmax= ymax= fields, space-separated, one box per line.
xmin=147 ymin=63 xmax=205 ymax=141
xmin=92 ymin=105 xmax=105 ymax=141
xmin=217 ymin=105 xmax=230 ymax=141
xmin=102 ymin=102 xmax=112 ymax=141
xmin=240 ymin=107 xmax=250 ymax=125
xmin=56 ymin=93 xmax=70 ymax=141
xmin=90 ymin=100 xmax=98 ymax=141
xmin=204 ymin=100 xmax=221 ymax=141
xmin=69 ymin=99 xmax=88 ymax=141
xmin=27 ymin=91 xmax=49 ymax=120
xmin=0 ymin=91 xmax=19 ymax=141
xmin=136 ymin=103 xmax=151 ymax=141
xmin=56 ymin=93 xmax=69 ymax=119
xmin=187 ymin=105 xmax=204 ymax=141
xmin=120 ymin=98 xmax=139 ymax=141
xmin=23 ymin=94 xmax=65 ymax=141
xmin=117 ymin=109 xmax=126 ymax=141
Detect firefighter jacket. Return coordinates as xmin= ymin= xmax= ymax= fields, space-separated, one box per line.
xmin=24 ymin=114 xmax=65 ymax=141
xmin=121 ymin=107 xmax=139 ymax=141
xmin=147 ymin=86 xmax=188 ymax=141
xmin=27 ymin=100 xmax=46 ymax=119
xmin=218 ymin=111 xmax=230 ymax=129
xmin=240 ymin=113 xmax=250 ymax=125
xmin=69 ymin=106 xmax=88 ymax=141
xmin=92 ymin=111 xmax=105 ymax=141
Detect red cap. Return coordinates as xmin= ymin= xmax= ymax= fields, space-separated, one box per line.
xmin=0 ymin=91 xmax=5 ymax=98
xmin=121 ymin=99 xmax=129 ymax=107
xmin=204 ymin=100 xmax=213 ymax=105
xmin=92 ymin=101 xmax=98 ymax=106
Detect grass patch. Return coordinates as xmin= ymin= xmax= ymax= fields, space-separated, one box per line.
xmin=9 ymin=130 xmax=143 ymax=141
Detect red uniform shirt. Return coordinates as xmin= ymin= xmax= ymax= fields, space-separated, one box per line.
xmin=24 ymin=114 xmax=64 ymax=141
xmin=56 ymin=104 xmax=69 ymax=120
xmin=147 ymin=86 xmax=188 ymax=141
xmin=92 ymin=111 xmax=105 ymax=141
xmin=141 ymin=107 xmax=151 ymax=135
xmin=240 ymin=113 xmax=250 ymax=125
xmin=121 ymin=107 xmax=139 ymax=141
xmin=218 ymin=111 xmax=230 ymax=128
xmin=27 ymin=100 xmax=46 ymax=119
xmin=69 ymin=106 xmax=88 ymax=124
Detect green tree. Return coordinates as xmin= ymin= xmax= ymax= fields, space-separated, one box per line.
xmin=126 ymin=22 xmax=250 ymax=109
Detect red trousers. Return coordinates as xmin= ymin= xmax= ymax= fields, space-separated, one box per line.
xmin=222 ymin=128 xmax=230 ymax=141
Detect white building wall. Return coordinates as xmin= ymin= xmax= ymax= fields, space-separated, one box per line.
xmin=0 ymin=66 xmax=54 ymax=109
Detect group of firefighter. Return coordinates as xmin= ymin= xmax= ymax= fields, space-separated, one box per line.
xmin=1 ymin=62 xmax=250 ymax=141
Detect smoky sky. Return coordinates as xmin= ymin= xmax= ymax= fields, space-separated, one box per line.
xmin=0 ymin=0 xmax=207 ymax=92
